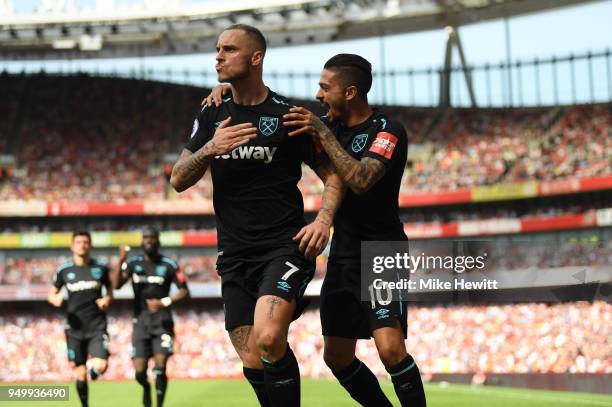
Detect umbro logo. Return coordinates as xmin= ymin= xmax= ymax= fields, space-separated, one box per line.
xmin=276 ymin=281 xmax=291 ymax=292
xmin=375 ymin=308 xmax=390 ymax=319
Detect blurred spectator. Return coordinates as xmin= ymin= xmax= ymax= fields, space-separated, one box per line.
xmin=0 ymin=75 xmax=203 ymax=202
xmin=1 ymin=75 xmax=609 ymax=202
xmin=2 ymin=233 xmax=610 ymax=285
xmin=403 ymin=105 xmax=611 ymax=193
xmin=0 ymin=301 xmax=609 ymax=381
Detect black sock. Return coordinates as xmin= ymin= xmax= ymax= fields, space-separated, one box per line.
xmin=135 ymin=371 xmax=151 ymax=407
xmin=332 ymin=358 xmax=393 ymax=407
xmin=243 ymin=367 xmax=272 ymax=407
xmin=153 ymin=367 xmax=168 ymax=407
xmin=386 ymin=354 xmax=426 ymax=407
xmin=89 ymin=367 xmax=102 ymax=381
xmin=261 ymin=346 xmax=300 ymax=407
xmin=75 ymin=380 xmax=88 ymax=407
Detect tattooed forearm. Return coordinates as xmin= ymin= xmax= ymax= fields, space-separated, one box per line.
xmin=315 ymin=125 xmax=385 ymax=195
xmin=170 ymin=142 xmax=217 ymax=192
xmin=267 ymin=297 xmax=281 ymax=319
xmin=316 ymin=208 xmax=333 ymax=226
xmin=229 ymin=325 xmax=252 ymax=353
xmin=351 ymin=158 xmax=385 ymax=193
xmin=314 ymin=163 xmax=345 ymax=226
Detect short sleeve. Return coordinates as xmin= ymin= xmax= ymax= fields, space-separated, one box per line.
xmin=53 ymin=268 xmax=64 ymax=289
xmin=363 ymin=119 xmax=407 ymax=169
xmin=302 ymin=135 xmax=329 ymax=170
xmin=184 ymin=104 xmax=214 ymax=153
xmin=121 ymin=259 xmax=134 ymax=277
xmin=302 ymin=115 xmax=332 ymax=170
xmin=101 ymin=265 xmax=111 ymax=287
xmin=168 ymin=259 xmax=188 ymax=289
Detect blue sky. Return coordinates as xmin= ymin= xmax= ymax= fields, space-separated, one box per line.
xmin=5 ymin=0 xmax=612 ymax=105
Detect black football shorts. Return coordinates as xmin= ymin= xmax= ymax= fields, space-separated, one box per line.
xmin=65 ymin=329 xmax=109 ymax=365
xmin=219 ymin=247 xmax=315 ymax=331
xmin=320 ymin=260 xmax=407 ymax=339
xmin=132 ymin=313 xmax=175 ymax=358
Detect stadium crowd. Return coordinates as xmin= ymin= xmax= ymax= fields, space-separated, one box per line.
xmin=507 ymin=104 xmax=612 ymax=182
xmin=402 ymin=105 xmax=612 ymax=193
xmin=1 ymin=301 xmax=609 ymax=382
xmin=2 ymin=232 xmax=610 ymax=285
xmin=0 ymin=75 xmax=609 ymax=202
xmin=0 ymin=75 xmax=201 ymax=202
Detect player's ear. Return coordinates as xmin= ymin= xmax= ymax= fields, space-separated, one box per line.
xmin=345 ymin=85 xmax=358 ymax=101
xmin=251 ymin=50 xmax=264 ymax=67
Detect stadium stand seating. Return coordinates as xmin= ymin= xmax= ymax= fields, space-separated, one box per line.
xmin=0 ymin=75 xmax=609 ymax=201
xmin=2 ymin=236 xmax=609 ymax=285
xmin=1 ymin=302 xmax=609 ymax=381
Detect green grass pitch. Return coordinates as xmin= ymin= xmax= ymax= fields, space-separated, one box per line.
xmin=2 ymin=379 xmax=611 ymax=406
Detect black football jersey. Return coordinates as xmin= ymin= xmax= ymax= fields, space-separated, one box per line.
xmin=324 ymin=111 xmax=408 ymax=263
xmin=122 ymin=254 xmax=187 ymax=318
xmin=184 ymin=89 xmax=322 ymax=265
xmin=53 ymin=258 xmax=110 ymax=331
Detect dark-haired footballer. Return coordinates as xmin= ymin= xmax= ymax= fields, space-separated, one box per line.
xmin=205 ymin=54 xmax=427 ymax=406
xmin=283 ymin=54 xmax=427 ymax=407
xmin=113 ymin=227 xmax=189 ymax=407
xmin=170 ymin=24 xmax=344 ymax=407
xmin=48 ymin=231 xmax=112 ymax=407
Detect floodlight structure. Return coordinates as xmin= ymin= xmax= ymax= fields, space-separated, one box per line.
xmin=1 ymin=0 xmax=595 ymax=60
xmin=440 ymin=25 xmax=477 ymax=108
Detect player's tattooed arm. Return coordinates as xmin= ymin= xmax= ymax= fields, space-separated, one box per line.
xmin=283 ymin=107 xmax=386 ymax=195
xmin=293 ymin=162 xmax=343 ymax=258
xmin=170 ymin=144 xmax=217 ymax=192
xmin=312 ymin=122 xmax=386 ymax=195
xmin=313 ymin=161 xmax=346 ymax=227
xmin=171 ymin=117 xmax=257 ymax=192
xmin=229 ymin=325 xmax=253 ymax=353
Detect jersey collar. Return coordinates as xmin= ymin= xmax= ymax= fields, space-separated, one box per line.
xmin=339 ymin=108 xmax=380 ymax=134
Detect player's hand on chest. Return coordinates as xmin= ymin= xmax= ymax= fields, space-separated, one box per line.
xmin=212 ymin=112 xmax=295 ymax=168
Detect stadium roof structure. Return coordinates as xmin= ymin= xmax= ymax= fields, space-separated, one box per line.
xmin=0 ymin=0 xmax=599 ymax=60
